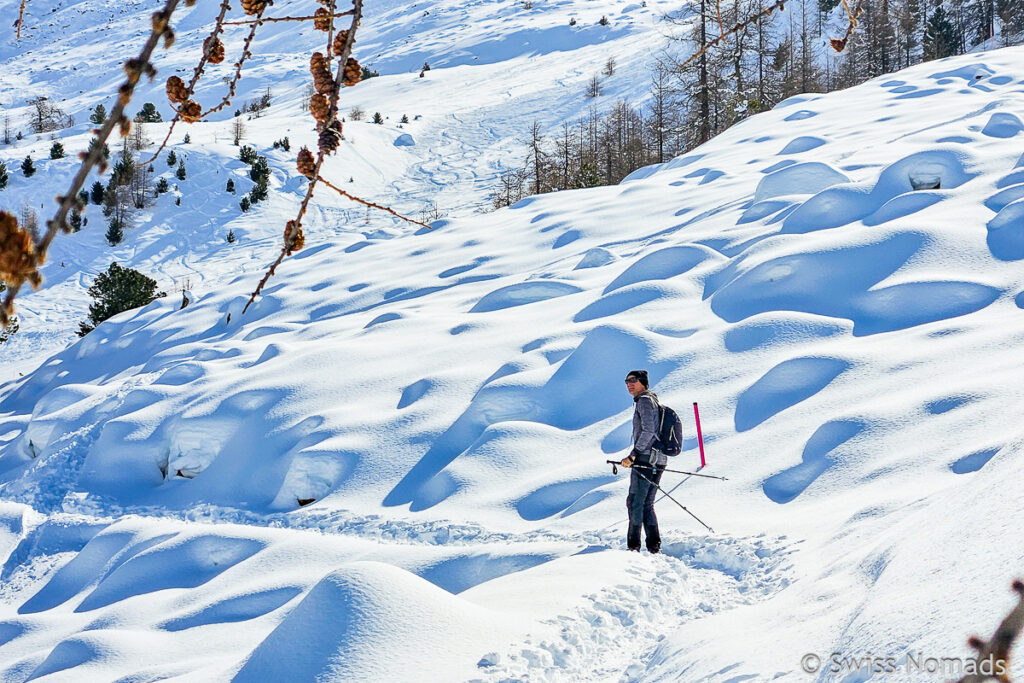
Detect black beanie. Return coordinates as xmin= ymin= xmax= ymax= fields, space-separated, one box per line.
xmin=626 ymin=369 xmax=649 ymax=388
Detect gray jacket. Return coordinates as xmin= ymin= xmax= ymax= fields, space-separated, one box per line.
xmin=632 ymin=390 xmax=667 ymax=466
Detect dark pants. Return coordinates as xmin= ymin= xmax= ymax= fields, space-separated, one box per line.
xmin=626 ymin=464 xmax=665 ymax=551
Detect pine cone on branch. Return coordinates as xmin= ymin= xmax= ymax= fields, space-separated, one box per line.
xmin=314 ymin=8 xmax=332 ymax=31
xmin=333 ymin=30 xmax=350 ymax=55
xmin=0 ymin=211 xmax=42 ymax=293
xmin=166 ymin=76 xmax=188 ymax=104
xmin=284 ymin=220 xmax=305 ymax=255
xmin=343 ymin=57 xmax=361 ymax=87
xmin=310 ymin=94 xmax=330 ymax=123
xmin=318 ymin=120 xmax=342 ymax=154
xmin=296 ymin=148 xmax=316 ymax=178
xmin=240 ymin=0 xmax=269 ymax=16
xmin=204 ymin=36 xmax=226 ymax=64
xmin=310 ymin=52 xmax=334 ymax=95
xmin=179 ymin=100 xmax=202 ymax=123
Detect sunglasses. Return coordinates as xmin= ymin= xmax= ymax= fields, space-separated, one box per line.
xmin=624 ymin=378 xmax=640 ymax=384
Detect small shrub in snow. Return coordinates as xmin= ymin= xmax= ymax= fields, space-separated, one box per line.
xmin=166 ymin=150 xmax=177 ymax=166
xmin=349 ymin=106 xmax=364 ymax=121
xmin=373 ymin=112 xmax=384 ymax=124
xmin=49 ymin=141 xmax=65 ymax=159
xmin=183 ymin=133 xmax=191 ymax=144
xmin=249 ymin=156 xmax=270 ymax=186
xmin=89 ymin=104 xmax=107 ymax=125
xmin=175 ymin=160 xmax=186 ymax=180
xmin=105 ymin=216 xmax=123 ymax=246
xmin=239 ymin=145 xmax=258 ymax=164
xmin=249 ymin=182 xmax=268 ymax=203
xmin=598 ymin=14 xmax=609 ymax=25
xmin=400 ymin=114 xmax=409 ymax=124
xmin=77 ymin=261 xmax=166 ymax=336
xmin=226 ymin=178 xmax=235 ymax=193
xmin=240 ymin=195 xmax=251 ymax=212
xmin=227 ymin=229 xmax=236 ymax=243
xmin=156 ymin=177 xmax=170 ymax=194
xmin=69 ymin=209 xmax=82 ymax=232
xmin=134 ymin=102 xmax=162 ymax=123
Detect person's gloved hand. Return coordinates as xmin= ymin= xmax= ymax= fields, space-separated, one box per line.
xmin=620 ymin=449 xmax=639 ymax=468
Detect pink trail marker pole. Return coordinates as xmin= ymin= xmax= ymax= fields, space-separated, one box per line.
xmin=693 ymin=402 xmax=706 ymax=469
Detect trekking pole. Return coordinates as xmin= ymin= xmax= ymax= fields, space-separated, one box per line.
xmin=605 ymin=460 xmax=727 ymax=480
xmin=629 ymin=465 xmax=715 ymax=533
xmin=602 ymin=462 xmax=716 ymax=532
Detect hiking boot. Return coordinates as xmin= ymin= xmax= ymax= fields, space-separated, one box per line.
xmin=647 ymin=545 xmax=661 ymax=554
xmin=627 ymin=545 xmax=641 ymax=552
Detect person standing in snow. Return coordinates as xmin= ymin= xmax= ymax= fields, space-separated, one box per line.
xmin=620 ymin=370 xmax=667 ymax=553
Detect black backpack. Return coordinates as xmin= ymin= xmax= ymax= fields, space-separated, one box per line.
xmin=656 ymin=403 xmax=683 ymax=456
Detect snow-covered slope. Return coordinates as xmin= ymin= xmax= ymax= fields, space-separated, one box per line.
xmin=0 ymin=0 xmax=674 ymax=379
xmin=3 ymin=0 xmax=1024 ymax=680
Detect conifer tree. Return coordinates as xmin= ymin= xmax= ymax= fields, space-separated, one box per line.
xmin=239 ymin=145 xmax=258 ymax=164
xmin=21 ymin=156 xmax=35 ymax=177
xmin=89 ymin=104 xmax=107 ymax=124
xmin=227 ymin=229 xmax=236 ymax=243
xmin=77 ymin=262 xmax=165 ymax=336
xmin=240 ymin=195 xmax=251 ymax=212
xmin=49 ymin=141 xmax=65 ymax=159
xmin=69 ymin=209 xmax=82 ymax=232
xmin=105 ymin=216 xmax=124 ymax=246
xmin=226 ymin=178 xmax=235 ymax=193
xmin=0 ymin=160 xmax=7 ymax=190
xmin=135 ymin=102 xmax=163 ymax=123
xmin=91 ymin=181 xmax=105 ymax=204
xmin=167 ymin=150 xmax=177 ymax=166
xmin=176 ymin=159 xmax=187 ymax=180
xmin=924 ymin=6 xmax=958 ymax=59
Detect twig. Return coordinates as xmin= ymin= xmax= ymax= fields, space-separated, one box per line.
xmin=2 ymin=0 xmax=181 ymax=325
xmin=16 ymin=0 xmax=28 ymax=39
xmin=678 ymin=0 xmax=789 ymax=71
xmin=201 ymin=7 xmax=266 ymax=117
xmin=243 ymin=0 xmax=364 ymax=315
xmin=957 ymin=580 xmax=1024 ymax=683
xmin=201 ymin=9 xmax=266 ymax=117
xmin=714 ymin=0 xmax=725 ymax=40
xmin=318 ymin=177 xmax=432 ymax=229
xmin=141 ymin=0 xmax=233 ymax=165
xmin=223 ymin=10 xmax=353 ymax=25
xmin=830 ymin=0 xmax=865 ymax=52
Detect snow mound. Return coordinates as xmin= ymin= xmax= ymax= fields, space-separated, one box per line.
xmin=233 ymin=562 xmax=513 ymax=682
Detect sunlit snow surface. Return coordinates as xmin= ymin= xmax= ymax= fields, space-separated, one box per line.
xmin=3 ymin=0 xmax=1024 ymax=680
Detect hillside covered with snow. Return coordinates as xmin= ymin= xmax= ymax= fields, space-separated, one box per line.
xmin=3 ymin=0 xmax=1024 ymax=681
